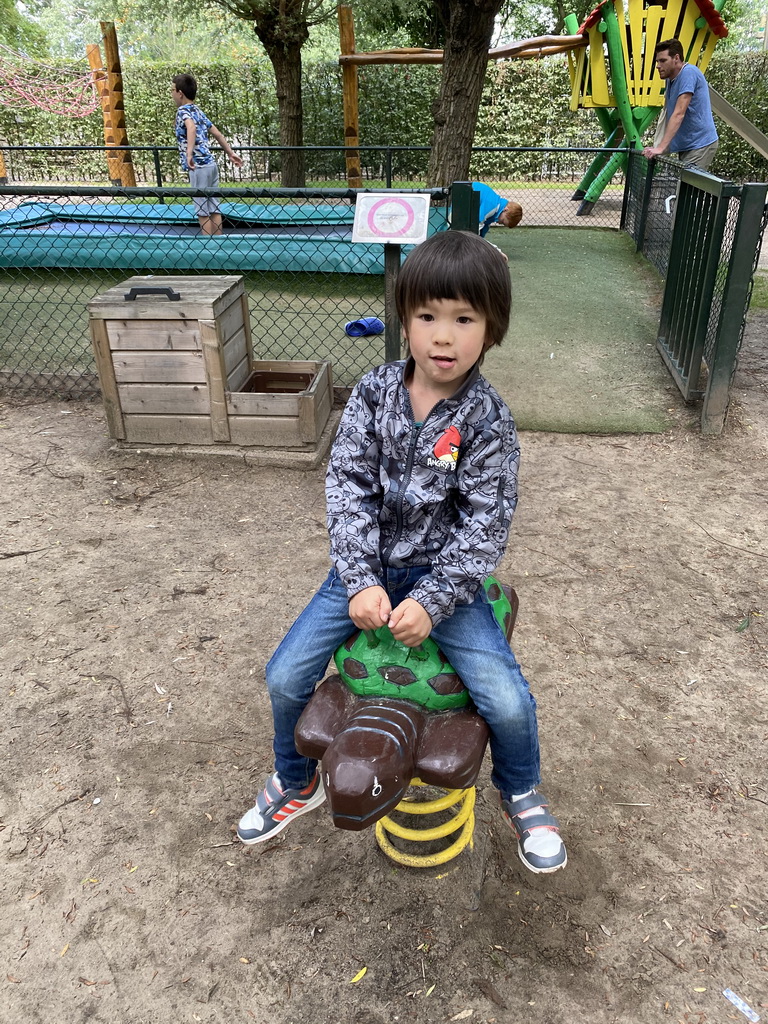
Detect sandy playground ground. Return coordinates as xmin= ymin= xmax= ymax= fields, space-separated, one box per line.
xmin=1 ymin=313 xmax=767 ymax=1024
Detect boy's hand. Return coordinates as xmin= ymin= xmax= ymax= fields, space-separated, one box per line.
xmin=388 ymin=599 xmax=432 ymax=647
xmin=348 ymin=586 xmax=392 ymax=631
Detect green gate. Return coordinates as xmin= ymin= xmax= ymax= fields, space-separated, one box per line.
xmin=656 ymin=168 xmax=767 ymax=434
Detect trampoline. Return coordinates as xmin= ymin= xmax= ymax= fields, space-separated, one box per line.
xmin=0 ymin=201 xmax=449 ymax=274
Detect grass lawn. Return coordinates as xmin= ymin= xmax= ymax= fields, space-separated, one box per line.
xmin=751 ymin=269 xmax=768 ymax=309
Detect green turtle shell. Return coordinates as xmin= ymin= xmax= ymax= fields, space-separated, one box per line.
xmin=334 ymin=575 xmax=512 ymax=711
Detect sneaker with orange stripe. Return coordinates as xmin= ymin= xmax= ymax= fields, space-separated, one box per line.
xmin=237 ymin=772 xmax=325 ymax=845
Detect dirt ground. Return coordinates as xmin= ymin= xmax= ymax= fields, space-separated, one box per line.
xmin=2 ymin=315 xmax=767 ymax=1024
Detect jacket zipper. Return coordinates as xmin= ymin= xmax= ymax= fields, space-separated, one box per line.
xmin=381 ymin=398 xmax=444 ymax=566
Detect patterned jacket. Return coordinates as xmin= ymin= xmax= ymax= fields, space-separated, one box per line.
xmin=326 ymin=358 xmax=520 ymax=626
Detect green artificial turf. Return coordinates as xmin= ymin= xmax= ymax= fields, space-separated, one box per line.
xmin=484 ymin=227 xmax=673 ymax=433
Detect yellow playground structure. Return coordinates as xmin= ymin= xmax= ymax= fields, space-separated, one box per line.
xmin=337 ymin=0 xmax=729 ymax=209
xmin=564 ymin=0 xmax=728 ymax=212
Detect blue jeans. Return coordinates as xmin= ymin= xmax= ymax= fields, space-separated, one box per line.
xmin=265 ymin=567 xmax=541 ymax=797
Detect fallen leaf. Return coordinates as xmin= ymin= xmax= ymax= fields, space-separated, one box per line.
xmin=7 ymin=975 xmax=21 ymax=984
xmin=60 ymin=944 xmax=69 ymax=957
xmin=79 ymin=978 xmax=96 ymax=986
xmin=425 ymin=984 xmax=436 ymax=997
xmin=473 ymin=977 xmax=507 ymax=1008
xmin=451 ymin=1011 xmax=474 ymax=1021
xmin=239 ymin=958 xmax=251 ymax=964
xmin=350 ymin=967 xmax=367 ymax=984
xmin=693 ymin=987 xmax=707 ymax=992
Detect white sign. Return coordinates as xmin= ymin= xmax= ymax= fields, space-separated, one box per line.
xmin=352 ymin=193 xmax=431 ymax=245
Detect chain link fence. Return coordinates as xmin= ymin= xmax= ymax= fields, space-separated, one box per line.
xmin=623 ymin=152 xmax=768 ymax=431
xmin=623 ymin=151 xmax=683 ymax=280
xmin=0 ymin=184 xmax=455 ymax=398
xmin=1 ymin=144 xmax=625 ymax=191
xmin=0 ymin=147 xmax=632 ymax=402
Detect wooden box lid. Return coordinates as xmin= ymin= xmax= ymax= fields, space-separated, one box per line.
xmin=88 ymin=275 xmax=244 ymax=321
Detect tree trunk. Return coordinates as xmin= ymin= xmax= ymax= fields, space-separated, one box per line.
xmin=252 ymin=3 xmax=309 ymax=188
xmin=262 ymin=35 xmax=306 ymax=187
xmin=427 ymin=0 xmax=503 ymax=187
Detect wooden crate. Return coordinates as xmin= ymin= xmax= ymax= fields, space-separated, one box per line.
xmin=88 ymin=276 xmax=332 ymax=448
xmin=228 ymin=361 xmax=333 ymax=447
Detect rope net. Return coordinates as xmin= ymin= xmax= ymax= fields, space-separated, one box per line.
xmin=0 ymin=44 xmax=103 ymax=117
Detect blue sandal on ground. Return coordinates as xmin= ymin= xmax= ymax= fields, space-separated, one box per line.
xmin=500 ymin=790 xmax=567 ymax=874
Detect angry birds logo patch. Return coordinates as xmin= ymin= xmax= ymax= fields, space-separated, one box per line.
xmin=427 ymin=425 xmax=461 ymax=470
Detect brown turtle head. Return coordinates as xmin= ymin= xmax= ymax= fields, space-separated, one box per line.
xmin=322 ymin=701 xmax=423 ymax=830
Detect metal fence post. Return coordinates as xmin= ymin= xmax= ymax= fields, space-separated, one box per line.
xmin=450 ymin=182 xmax=477 ymax=232
xmin=634 ymin=155 xmax=656 ymax=251
xmin=701 ymin=182 xmax=768 ymax=434
xmin=384 ymin=243 xmax=402 ymax=363
xmin=153 ymin=148 xmax=164 ymax=202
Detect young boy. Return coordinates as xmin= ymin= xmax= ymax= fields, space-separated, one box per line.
xmin=471 ymin=182 xmax=523 ymax=236
xmin=237 ymin=230 xmax=566 ymax=874
xmin=171 ymin=74 xmax=243 ymax=236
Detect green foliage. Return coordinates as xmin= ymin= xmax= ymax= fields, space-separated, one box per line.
xmin=1 ymin=0 xmax=49 ymax=55
xmin=706 ymin=50 xmax=768 ymax=180
xmin=473 ymin=59 xmax=603 ymax=179
xmin=22 ymin=0 xmax=256 ymax=60
xmin=2 ymin=50 xmax=768 ymax=184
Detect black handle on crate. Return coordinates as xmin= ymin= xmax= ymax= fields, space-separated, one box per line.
xmin=123 ymin=286 xmax=181 ymax=302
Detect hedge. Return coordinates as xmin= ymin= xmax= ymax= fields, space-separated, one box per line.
xmin=1 ymin=50 xmax=766 ymax=182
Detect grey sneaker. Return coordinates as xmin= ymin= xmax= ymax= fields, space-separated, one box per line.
xmin=237 ymin=772 xmax=325 ymax=845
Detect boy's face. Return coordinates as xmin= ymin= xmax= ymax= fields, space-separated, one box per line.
xmin=405 ymin=297 xmax=487 ymax=398
xmin=171 ymin=85 xmax=186 ymax=107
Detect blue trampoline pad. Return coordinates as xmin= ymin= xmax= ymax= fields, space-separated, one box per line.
xmin=0 ymin=201 xmax=449 ymax=273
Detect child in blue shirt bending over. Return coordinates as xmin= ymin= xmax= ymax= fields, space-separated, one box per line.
xmin=237 ymin=230 xmax=566 ymax=874
xmin=472 ymin=182 xmax=523 ymax=236
xmin=171 ymin=73 xmax=243 ymax=236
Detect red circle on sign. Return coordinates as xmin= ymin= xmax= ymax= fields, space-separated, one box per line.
xmin=366 ymin=197 xmax=416 ymax=237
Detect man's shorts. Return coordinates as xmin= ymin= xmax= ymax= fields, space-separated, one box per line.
xmin=189 ymin=161 xmax=220 ymax=216
xmin=676 ymin=141 xmax=719 ymax=172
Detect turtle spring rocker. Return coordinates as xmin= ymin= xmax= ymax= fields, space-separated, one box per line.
xmin=565 ymin=0 xmax=728 ymax=214
xmin=294 ymin=578 xmax=518 ymax=868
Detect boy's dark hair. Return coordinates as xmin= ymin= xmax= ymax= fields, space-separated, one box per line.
xmin=655 ymin=38 xmax=684 ymax=60
xmin=395 ymin=230 xmax=511 ymax=349
xmin=172 ymin=74 xmax=197 ymax=101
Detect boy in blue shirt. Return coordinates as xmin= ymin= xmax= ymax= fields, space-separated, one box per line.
xmin=471 ymin=182 xmax=523 ymax=236
xmin=171 ymin=73 xmax=243 ymax=235
xmin=237 ymin=230 xmax=567 ymax=875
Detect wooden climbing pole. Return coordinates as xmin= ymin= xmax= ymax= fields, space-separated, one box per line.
xmin=89 ymin=22 xmax=136 ymax=187
xmin=338 ymin=6 xmax=362 ymax=188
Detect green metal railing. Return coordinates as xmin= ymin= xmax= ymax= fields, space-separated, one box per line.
xmin=653 ymin=167 xmax=767 ymax=433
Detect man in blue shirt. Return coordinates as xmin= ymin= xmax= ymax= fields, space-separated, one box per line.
xmin=642 ymin=39 xmax=718 ymax=170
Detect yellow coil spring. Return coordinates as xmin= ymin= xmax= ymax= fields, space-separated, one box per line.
xmin=374 ymin=778 xmax=476 ymax=868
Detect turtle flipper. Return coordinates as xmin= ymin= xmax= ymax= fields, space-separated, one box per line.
xmin=415 ymin=708 xmax=489 ymax=791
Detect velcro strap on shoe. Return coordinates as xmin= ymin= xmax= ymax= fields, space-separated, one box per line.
xmin=505 ymin=809 xmax=560 ymax=841
xmin=256 ymin=777 xmax=284 ymax=816
xmin=505 ymin=791 xmax=549 ymax=815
